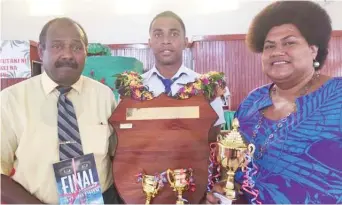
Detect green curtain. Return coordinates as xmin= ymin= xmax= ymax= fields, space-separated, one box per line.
xmin=82 ymin=56 xmax=144 ymax=101
xmin=222 ymin=110 xmax=236 ymax=130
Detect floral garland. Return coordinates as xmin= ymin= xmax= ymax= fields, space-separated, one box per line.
xmin=115 ymin=71 xmax=226 ymax=101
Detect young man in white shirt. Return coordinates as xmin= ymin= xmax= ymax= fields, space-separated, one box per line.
xmin=142 ymin=11 xmax=230 ymax=142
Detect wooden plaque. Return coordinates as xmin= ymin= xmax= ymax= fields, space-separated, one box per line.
xmin=108 ymin=94 xmax=217 ymax=204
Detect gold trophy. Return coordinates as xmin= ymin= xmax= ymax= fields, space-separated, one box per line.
xmin=167 ymin=168 xmax=193 ymax=205
xmin=217 ymin=118 xmax=255 ymax=200
xmin=141 ymin=174 xmax=163 ymax=205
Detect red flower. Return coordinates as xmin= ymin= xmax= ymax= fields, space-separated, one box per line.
xmin=100 ymin=78 xmax=106 ymax=84
xmin=201 ymin=78 xmax=209 ymax=85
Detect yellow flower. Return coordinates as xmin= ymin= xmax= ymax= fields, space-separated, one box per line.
xmin=180 ymin=93 xmax=189 ymax=99
xmin=200 ymin=74 xmax=209 ymax=80
xmin=185 ymin=86 xmax=193 ymax=93
xmin=143 ymin=92 xmax=153 ymax=100
xmin=193 ymin=81 xmax=202 ymax=90
xmin=127 ymin=75 xmax=136 ymax=81
xmin=134 ymin=89 xmax=142 ymax=97
xmin=130 ymin=80 xmax=139 ymax=87
xmin=136 ymin=84 xmax=144 ymax=89
xmin=208 ymin=71 xmax=219 ymax=76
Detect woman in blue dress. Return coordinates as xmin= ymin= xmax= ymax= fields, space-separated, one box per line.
xmin=207 ymin=1 xmax=342 ymax=204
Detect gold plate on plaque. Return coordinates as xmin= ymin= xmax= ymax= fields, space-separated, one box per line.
xmin=126 ymin=106 xmax=199 ymax=120
xmin=120 ymin=123 xmax=133 ymax=129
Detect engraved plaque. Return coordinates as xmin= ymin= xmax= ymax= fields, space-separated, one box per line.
xmin=126 ymin=106 xmax=199 ymax=120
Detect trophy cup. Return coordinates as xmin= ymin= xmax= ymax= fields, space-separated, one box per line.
xmin=141 ymin=174 xmax=164 ymax=205
xmin=167 ymin=168 xmax=194 ymax=205
xmin=217 ymin=118 xmax=255 ymax=200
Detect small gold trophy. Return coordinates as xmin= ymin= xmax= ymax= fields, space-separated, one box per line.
xmin=167 ymin=168 xmax=193 ymax=205
xmin=217 ymin=118 xmax=255 ymax=200
xmin=141 ymin=174 xmax=163 ymax=205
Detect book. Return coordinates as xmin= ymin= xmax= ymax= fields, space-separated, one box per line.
xmin=53 ymin=153 xmax=104 ymax=204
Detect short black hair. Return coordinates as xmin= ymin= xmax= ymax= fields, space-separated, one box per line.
xmin=246 ymin=1 xmax=332 ymax=70
xmin=149 ymin=11 xmax=186 ymax=35
xmin=39 ymin=17 xmax=88 ymax=49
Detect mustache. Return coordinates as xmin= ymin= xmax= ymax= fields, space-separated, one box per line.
xmin=55 ymin=60 xmax=78 ymax=69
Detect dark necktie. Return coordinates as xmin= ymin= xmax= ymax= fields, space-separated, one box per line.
xmin=156 ymin=73 xmax=185 ymax=95
xmin=57 ymin=87 xmax=84 ymax=161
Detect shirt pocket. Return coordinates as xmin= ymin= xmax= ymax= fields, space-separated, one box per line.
xmin=81 ymin=125 xmax=110 ymax=156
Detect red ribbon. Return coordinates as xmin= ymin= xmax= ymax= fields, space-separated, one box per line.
xmin=241 ymin=154 xmax=262 ymax=205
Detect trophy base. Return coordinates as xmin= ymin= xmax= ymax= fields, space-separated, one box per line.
xmin=176 ymin=200 xmax=185 ymax=205
xmin=224 ymin=188 xmax=237 ymax=201
xmin=144 ymin=195 xmax=152 ymax=205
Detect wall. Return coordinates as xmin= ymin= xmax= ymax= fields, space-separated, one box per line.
xmin=1 ymin=0 xmax=342 ymax=44
xmin=108 ymin=44 xmax=193 ymax=71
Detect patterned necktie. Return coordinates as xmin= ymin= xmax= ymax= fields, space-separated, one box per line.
xmin=57 ymin=87 xmax=84 ymax=161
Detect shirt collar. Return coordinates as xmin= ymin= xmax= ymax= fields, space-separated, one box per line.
xmin=41 ymin=71 xmax=83 ymax=95
xmin=254 ymin=84 xmax=273 ymax=111
xmin=146 ymin=64 xmax=189 ymax=80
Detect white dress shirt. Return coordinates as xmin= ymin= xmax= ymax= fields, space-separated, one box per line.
xmin=1 ymin=72 xmax=116 ymax=203
xmin=141 ymin=65 xmax=229 ymax=126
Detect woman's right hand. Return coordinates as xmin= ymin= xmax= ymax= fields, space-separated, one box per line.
xmin=205 ymin=181 xmax=247 ymax=204
xmin=205 ymin=182 xmax=226 ymax=204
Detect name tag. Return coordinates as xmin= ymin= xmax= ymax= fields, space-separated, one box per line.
xmin=120 ymin=123 xmax=133 ymax=129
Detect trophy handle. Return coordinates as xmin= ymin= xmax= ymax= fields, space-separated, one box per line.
xmin=248 ymin=144 xmax=256 ymax=156
xmin=209 ymin=142 xmax=217 ymax=150
xmin=155 ymin=178 xmax=160 ymax=190
xmin=166 ymin=169 xmax=175 ymax=188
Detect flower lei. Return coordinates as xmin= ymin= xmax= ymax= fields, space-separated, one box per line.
xmin=115 ymin=71 xmax=226 ymax=101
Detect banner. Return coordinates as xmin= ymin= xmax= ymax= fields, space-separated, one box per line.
xmin=0 ymin=40 xmax=31 ymax=78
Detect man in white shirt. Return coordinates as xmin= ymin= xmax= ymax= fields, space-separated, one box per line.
xmin=142 ymin=11 xmax=230 ymax=142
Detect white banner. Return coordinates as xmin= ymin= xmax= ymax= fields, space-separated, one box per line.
xmin=0 ymin=40 xmax=31 ymax=78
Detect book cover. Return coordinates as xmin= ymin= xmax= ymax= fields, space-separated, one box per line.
xmin=53 ymin=153 xmax=104 ymax=204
